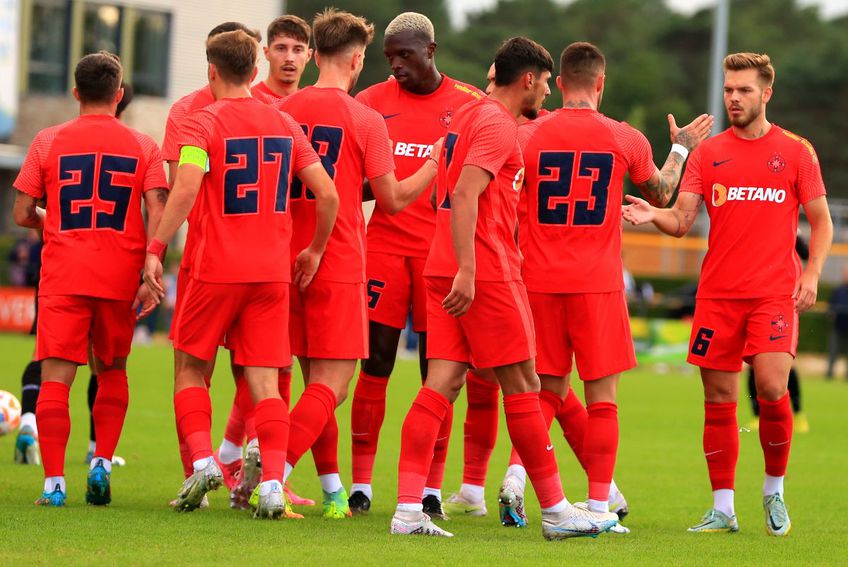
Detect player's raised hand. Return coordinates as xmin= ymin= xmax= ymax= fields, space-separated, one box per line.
xmin=793 ymin=269 xmax=819 ymax=313
xmin=294 ymin=247 xmax=322 ymax=291
xmin=622 ymin=194 xmax=656 ymax=226
xmin=133 ymin=283 xmax=159 ymax=319
xmin=443 ymin=269 xmax=475 ymax=317
xmin=143 ymin=253 xmax=165 ymax=300
xmin=669 ymin=113 xmax=714 ymax=151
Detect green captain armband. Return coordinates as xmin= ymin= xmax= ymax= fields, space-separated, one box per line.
xmin=179 ymin=145 xmax=209 ymax=171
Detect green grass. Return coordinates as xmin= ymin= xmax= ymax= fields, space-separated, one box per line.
xmin=0 ymin=333 xmax=845 ymax=565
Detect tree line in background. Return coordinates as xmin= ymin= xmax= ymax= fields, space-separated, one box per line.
xmin=289 ymin=0 xmax=848 ymax=198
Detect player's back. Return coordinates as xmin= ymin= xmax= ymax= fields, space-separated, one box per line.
xmin=278 ymin=86 xmax=394 ymax=283
xmin=16 ymin=115 xmax=163 ymax=301
xmin=182 ymin=97 xmax=311 ymax=284
xmin=356 ymin=75 xmax=484 ymax=257
xmin=519 ymin=108 xmax=654 ymax=294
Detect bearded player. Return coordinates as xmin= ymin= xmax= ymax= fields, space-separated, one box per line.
xmin=14 ymin=51 xmax=166 ymax=506
xmin=623 ymin=52 xmax=832 ymax=536
xmin=391 ymin=37 xmax=619 ymax=539
xmin=144 ymin=29 xmax=339 ymax=517
xmin=348 ymin=11 xmax=483 ymax=518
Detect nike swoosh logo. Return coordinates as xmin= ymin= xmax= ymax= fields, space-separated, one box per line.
xmin=768 ymin=440 xmax=789 ymax=447
xmin=767 ymin=511 xmax=783 ymax=531
xmin=704 ymin=450 xmax=723 ymax=456
xmin=769 ymin=335 xmax=787 ymax=341
xmin=713 ymin=158 xmax=732 ymax=167
xmin=546 ymin=444 xmax=554 ymax=451
xmin=382 ymin=113 xmax=401 ymax=120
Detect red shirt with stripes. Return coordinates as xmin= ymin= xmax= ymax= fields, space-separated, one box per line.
xmin=425 ymin=97 xmax=524 ymax=282
xmin=14 ymin=115 xmax=167 ymax=300
xmin=518 ymin=108 xmax=655 ymax=293
xmin=680 ymin=125 xmax=826 ymax=298
xmin=277 ymin=86 xmax=395 ymax=283
xmin=179 ymin=97 xmax=318 ymax=283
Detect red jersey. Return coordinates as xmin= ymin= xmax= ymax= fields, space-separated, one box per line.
xmin=518 ymin=108 xmax=655 ymax=293
xmin=277 ymin=86 xmax=395 ymax=283
xmin=424 ymin=97 xmax=524 ymax=282
xmin=356 ymin=75 xmax=484 ymax=257
xmin=162 ymin=85 xmax=215 ymax=272
xmin=180 ymin=97 xmax=319 ymax=283
xmin=251 ymin=81 xmax=285 ymax=105
xmin=14 ymin=115 xmax=167 ymax=300
xmin=680 ymin=125 xmax=826 ymax=299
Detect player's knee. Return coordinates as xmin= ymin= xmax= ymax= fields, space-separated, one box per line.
xmin=756 ymin=380 xmax=788 ymax=402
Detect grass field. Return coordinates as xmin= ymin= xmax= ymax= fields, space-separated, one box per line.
xmin=0 ymin=334 xmax=846 ymax=566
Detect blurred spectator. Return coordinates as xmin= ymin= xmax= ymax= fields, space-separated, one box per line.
xmin=7 ymin=230 xmax=42 ymax=286
xmin=827 ymin=265 xmax=848 ymax=380
xmin=162 ymin=263 xmax=179 ymax=336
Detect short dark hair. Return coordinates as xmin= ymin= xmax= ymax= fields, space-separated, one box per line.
xmin=312 ymin=8 xmax=374 ymax=56
xmin=494 ymin=37 xmax=553 ymax=86
xmin=267 ymin=15 xmax=310 ymax=45
xmin=74 ymin=51 xmax=122 ymax=104
xmin=115 ymin=82 xmax=133 ymax=118
xmin=206 ymin=30 xmax=258 ymax=85
xmin=207 ymin=21 xmax=261 ymax=43
xmin=559 ymin=42 xmax=605 ymax=90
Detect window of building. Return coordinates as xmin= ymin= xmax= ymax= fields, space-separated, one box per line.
xmin=27 ymin=0 xmax=71 ymax=94
xmin=131 ymin=10 xmax=171 ymax=96
xmin=82 ymin=3 xmax=122 ymax=56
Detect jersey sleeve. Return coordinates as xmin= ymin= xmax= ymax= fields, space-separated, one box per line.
xmin=361 ymin=110 xmax=395 ymax=180
xmin=617 ymin=125 xmax=655 ymax=185
xmin=13 ymin=131 xmax=50 ymax=199
xmin=281 ymin=112 xmax=320 ymax=173
xmin=354 ymin=87 xmax=373 ymax=108
xmin=464 ymin=113 xmax=516 ymax=176
xmin=138 ymin=134 xmax=168 ymax=192
xmin=796 ymin=140 xmax=826 ymax=204
xmin=161 ymin=98 xmax=188 ymax=162
xmin=679 ymin=146 xmax=704 ymax=195
xmin=179 ymin=108 xmax=215 ymax=153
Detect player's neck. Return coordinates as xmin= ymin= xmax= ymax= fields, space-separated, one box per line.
xmin=732 ymin=115 xmax=771 ymax=140
xmin=78 ymin=103 xmax=116 ymax=117
xmin=211 ymin=82 xmax=251 ymax=100
xmin=315 ymin=68 xmax=351 ymax=93
xmin=561 ymin=97 xmax=596 ymax=110
xmin=265 ymin=76 xmax=299 ymax=97
xmin=403 ymin=68 xmax=442 ymax=96
xmin=488 ymin=87 xmax=525 ymax=120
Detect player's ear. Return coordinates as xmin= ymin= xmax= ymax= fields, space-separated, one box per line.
xmin=524 ymin=71 xmax=535 ymax=91
xmin=114 ymin=86 xmax=124 ymax=105
xmin=72 ymin=86 xmax=81 ymax=102
xmin=250 ymin=65 xmax=259 ymax=83
xmin=207 ymin=63 xmax=216 ymax=83
xmin=307 ymin=48 xmax=314 ymax=62
xmin=427 ymin=42 xmax=436 ymax=59
xmin=263 ymin=45 xmax=271 ymax=62
xmin=762 ymin=85 xmax=773 ymax=104
xmin=596 ymin=73 xmax=605 ymax=94
xmin=555 ymin=75 xmax=563 ymax=92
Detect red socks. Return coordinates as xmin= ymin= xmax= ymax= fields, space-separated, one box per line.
xmin=91 ymin=369 xmax=129 ymax=461
xmin=278 ymin=368 xmax=292 ymax=408
xmin=584 ymin=401 xmax=619 ymax=502
xmin=254 ymin=397 xmax=289 ymax=483
xmin=556 ymin=388 xmax=590 ymax=471
xmin=351 ymin=372 xmax=389 ymax=485
xmin=508 ymin=388 xmax=562 ymax=466
xmin=758 ymin=393 xmax=792 ymax=477
xmin=36 ymin=381 xmax=71 ymax=478
xmin=397 ymin=388 xmax=449 ymax=505
xmin=312 ymin=412 xmax=340 ymax=476
xmin=222 ymin=390 xmax=244 ymax=446
xmin=174 ymin=387 xmax=213 ymax=463
xmin=426 ymin=405 xmax=453 ymax=490
xmin=286 ymin=383 xmax=336 ymax=468
xmin=503 ymin=392 xmax=564 ymax=508
xmin=462 ymin=372 xmax=500 ymax=486
xmin=704 ymin=401 xmax=739 ymax=490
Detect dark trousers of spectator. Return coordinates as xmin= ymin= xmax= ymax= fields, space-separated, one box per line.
xmin=827 ymin=330 xmax=848 ymax=379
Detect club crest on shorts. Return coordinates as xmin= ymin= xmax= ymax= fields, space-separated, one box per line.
xmin=439 ymin=109 xmax=453 ymax=128
xmin=770 ymin=312 xmax=790 ymax=340
xmin=767 ymin=153 xmax=786 ymax=173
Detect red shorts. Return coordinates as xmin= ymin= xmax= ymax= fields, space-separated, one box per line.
xmin=687 ymin=296 xmax=798 ymax=372
xmin=173 ymin=277 xmax=290 ymax=368
xmin=366 ymin=251 xmax=427 ymax=332
xmin=425 ymin=277 xmax=535 ymax=369
xmin=36 ymin=295 xmax=135 ymax=366
xmin=529 ymin=290 xmax=636 ymax=381
xmin=168 ymin=266 xmax=191 ymax=341
xmin=290 ymin=279 xmax=368 ymax=359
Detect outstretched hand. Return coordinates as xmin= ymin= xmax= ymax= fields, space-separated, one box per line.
xmin=669 ymin=113 xmax=714 ymax=151
xmin=621 ymin=194 xmax=656 ymax=226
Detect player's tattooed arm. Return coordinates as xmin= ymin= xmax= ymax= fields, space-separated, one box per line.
xmin=12 ymin=191 xmax=45 ymax=229
xmin=636 ymin=114 xmax=714 ymax=207
xmin=143 ymin=188 xmax=169 ymax=241
xmin=622 ymin=192 xmax=702 ymax=237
